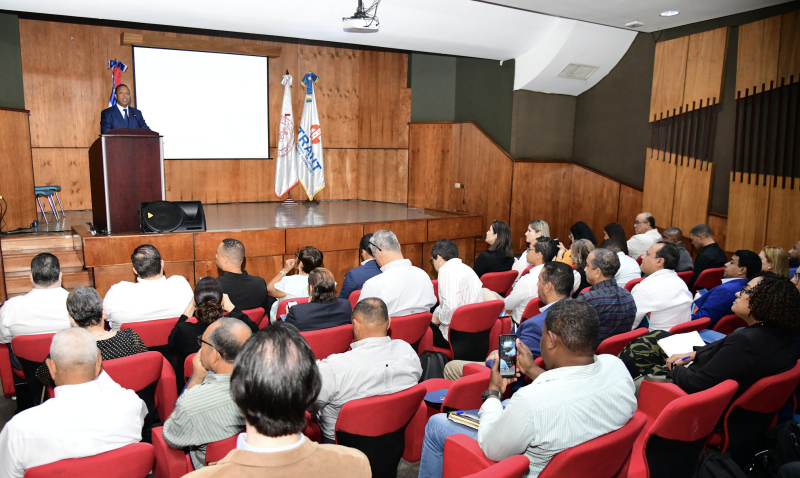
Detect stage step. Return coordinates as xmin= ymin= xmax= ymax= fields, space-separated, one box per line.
xmin=1 ymin=234 xmax=76 ymax=254
xmin=3 ymin=250 xmax=84 ymax=276
xmin=4 ymin=270 xmax=93 ymax=296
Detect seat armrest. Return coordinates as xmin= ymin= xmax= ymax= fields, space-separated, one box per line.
xmin=152 ymin=426 xmax=189 ymax=478
xmin=463 ymin=363 xmax=489 ymax=377
xmin=156 ymin=357 xmax=178 ymax=422
xmin=637 ymin=380 xmax=687 ymax=421
xmin=0 ymin=344 xmax=15 ymax=397
xmin=443 ymin=434 xmax=497 ymax=478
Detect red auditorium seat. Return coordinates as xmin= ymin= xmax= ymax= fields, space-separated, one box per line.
xmin=668 ymin=317 xmax=710 ymax=335
xmin=505 ymin=266 xmax=533 ymax=296
xmin=712 ymin=314 xmax=747 ymax=335
xmin=595 ymin=328 xmax=648 ymax=357
xmin=462 ymin=455 xmax=531 ymax=478
xmin=442 ymin=412 xmax=646 ymax=478
xmin=241 ymin=307 xmax=266 ymax=327
xmin=120 ymin=318 xmax=179 ymax=350
xmin=388 ymin=311 xmax=432 ymax=352
xmin=422 ymin=367 xmax=490 ymax=417
xmin=480 ymin=270 xmax=517 ymax=296
xmin=275 ymin=297 xmax=310 ymax=319
xmin=432 ymin=279 xmax=440 ymax=302
xmin=520 ymin=298 xmax=542 ymax=323
xmin=417 ymin=300 xmax=505 ymax=361
xmin=11 ymin=333 xmax=55 ymax=404
xmin=24 ymin=442 xmax=154 ymax=478
xmin=183 ymin=353 xmax=195 ymax=383
xmin=636 ymin=255 xmax=644 ymax=265
xmin=348 ymin=289 xmax=361 ymax=308
xmin=300 ymin=324 xmax=353 ymax=360
xmin=692 ymin=266 xmax=725 ymax=293
xmin=152 ymin=426 xmax=241 ymax=478
xmin=335 ymin=383 xmax=426 ymax=477
xmin=0 ymin=343 xmax=14 ymax=397
xmin=676 ymin=271 xmax=693 ymax=287
xmin=624 ymin=277 xmax=644 ymax=293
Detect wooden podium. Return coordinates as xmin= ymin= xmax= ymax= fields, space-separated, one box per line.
xmin=88 ymin=128 xmax=164 ymax=233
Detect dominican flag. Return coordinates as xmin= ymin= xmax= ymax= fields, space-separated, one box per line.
xmin=297 ymin=72 xmax=325 ymax=200
xmin=275 ymin=73 xmax=299 ymax=198
xmin=107 ymin=60 xmax=128 ymax=107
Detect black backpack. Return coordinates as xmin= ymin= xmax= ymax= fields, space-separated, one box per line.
xmin=750 ymin=420 xmax=800 ymax=477
xmin=693 ymin=449 xmax=747 ymax=478
xmin=418 ymin=351 xmax=449 ymax=382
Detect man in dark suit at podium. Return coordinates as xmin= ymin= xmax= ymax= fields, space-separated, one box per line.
xmin=100 ymin=84 xmax=150 ymax=133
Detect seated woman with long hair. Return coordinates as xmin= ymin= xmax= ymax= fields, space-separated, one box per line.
xmin=570 ymin=239 xmax=595 ymax=297
xmin=473 ymin=220 xmax=515 ymax=277
xmin=511 ymin=219 xmax=550 ymax=282
xmin=556 ymin=221 xmax=597 ymax=266
xmin=603 ymin=222 xmax=629 ymax=256
xmin=760 ymin=246 xmax=789 ymax=278
xmin=267 ymin=246 xmax=324 ymax=322
xmin=36 ymin=286 xmax=148 ymax=386
xmin=284 ymin=268 xmax=352 ymax=332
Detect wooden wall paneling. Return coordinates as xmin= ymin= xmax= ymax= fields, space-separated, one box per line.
xmin=642 ymin=150 xmax=678 ymax=229
xmin=93 ymin=261 xmax=195 ymax=297
xmin=707 ymin=214 xmax=728 ymax=252
xmin=427 ymin=216 xmax=484 ymax=242
xmin=364 ymin=220 xmax=427 ymax=244
xmin=121 ymin=33 xmax=282 ymax=57
xmin=0 ymin=244 xmax=6 ymax=304
xmin=315 ymin=249 xmax=360 ymax=295
xmin=509 ymin=162 xmax=573 ymax=253
xmin=194 ymin=255 xmax=285 ymax=283
xmin=726 ymin=172 xmax=771 ymax=252
xmin=672 ymin=161 xmax=715 ymax=236
xmin=421 ymin=238 xmax=476 ymax=279
xmin=736 ymin=16 xmax=781 ymax=96
xmin=305 ymin=149 xmax=359 ymax=201
xmin=82 ymin=233 xmax=194 ymax=267
xmin=358 ymin=50 xmax=411 ymax=149
xmin=683 ymin=27 xmax=729 ymax=111
xmin=407 ymin=124 xmax=452 ymax=209
xmin=31 ymin=148 xmax=92 ymax=210
xmin=650 ymin=36 xmax=690 ymax=121
xmin=778 ymin=10 xmax=800 ymax=84
xmin=401 ymin=244 xmax=423 ymax=270
xmin=0 ymin=109 xmax=37 ymax=230
xmin=193 ymin=229 xmax=285 ymax=260
xmin=567 ymin=165 xmax=621 ymax=244
xmin=357 ymin=149 xmax=408 ymax=203
xmin=165 ymin=158 xmax=275 ymax=203
xmin=617 ymin=185 xmax=643 ymax=239
xmin=285 ymin=224 xmax=364 ymax=253
xmin=449 ymin=123 xmax=513 ymax=232
xmin=765 ymin=181 xmax=800 ymax=249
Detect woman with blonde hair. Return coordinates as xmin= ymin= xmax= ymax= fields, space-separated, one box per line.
xmin=760 ymin=246 xmax=789 ymax=278
xmin=511 ymin=219 xmax=550 ymax=282
xmin=571 ymin=239 xmax=595 ymax=297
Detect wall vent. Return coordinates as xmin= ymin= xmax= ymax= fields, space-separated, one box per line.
xmin=556 ymin=63 xmax=599 ymax=81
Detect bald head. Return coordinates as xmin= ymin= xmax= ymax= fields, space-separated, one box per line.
xmin=207 ymin=317 xmax=252 ymax=365
xmin=661 ymin=227 xmax=683 ymax=244
xmin=352 ymin=298 xmax=390 ymax=341
xmin=635 ymin=213 xmax=655 ymax=234
xmin=47 ymin=328 xmax=101 ymax=386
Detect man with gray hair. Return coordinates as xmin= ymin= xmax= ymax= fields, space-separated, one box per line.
xmin=627 ymin=212 xmax=661 ymax=261
xmin=688 ymin=224 xmax=727 ymax=290
xmin=0 ymin=253 xmax=70 ymax=344
xmin=661 ymin=227 xmax=694 ymax=272
xmin=578 ymin=249 xmax=637 ymax=341
xmin=163 ymin=317 xmax=252 ymax=468
xmin=357 ymin=230 xmax=436 ymax=317
xmin=0 ymin=329 xmax=147 ymax=477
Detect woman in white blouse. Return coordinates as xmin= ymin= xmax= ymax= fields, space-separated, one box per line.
xmin=511 ymin=219 xmax=550 ymax=282
xmin=267 ymin=246 xmax=324 ymax=322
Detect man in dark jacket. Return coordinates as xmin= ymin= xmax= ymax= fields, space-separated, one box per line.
xmin=688 ymin=224 xmax=728 ymax=290
xmin=337 ymin=234 xmax=381 ymax=301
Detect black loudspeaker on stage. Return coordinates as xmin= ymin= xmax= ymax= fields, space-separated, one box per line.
xmin=139 ymin=201 xmax=206 ymax=233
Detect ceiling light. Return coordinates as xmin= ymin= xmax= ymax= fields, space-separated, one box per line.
xmin=660 ymin=10 xmax=680 ymax=17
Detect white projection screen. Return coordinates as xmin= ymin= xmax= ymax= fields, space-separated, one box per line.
xmin=133 ymin=47 xmax=269 ymax=159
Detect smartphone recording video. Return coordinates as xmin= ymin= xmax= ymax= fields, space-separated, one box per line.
xmin=498 ymin=334 xmax=517 ymax=378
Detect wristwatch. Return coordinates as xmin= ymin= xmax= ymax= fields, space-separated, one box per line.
xmin=279 ymin=270 xmax=286 ymax=276
xmin=481 ymin=390 xmax=501 ymax=402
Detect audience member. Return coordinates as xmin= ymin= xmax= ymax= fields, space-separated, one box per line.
xmin=473 ymin=220 xmax=514 ymax=277
xmin=285 ymin=268 xmax=352 ymax=332
xmin=688 ymin=224 xmax=727 ymax=290
xmin=792 ymin=268 xmax=800 ymax=293
xmin=418 ymin=300 xmax=636 ymax=478
xmin=600 ymin=239 xmax=641 ymax=288
xmin=603 ymin=222 xmax=629 ymax=255
xmin=691 ymin=250 xmax=760 ymax=326
xmin=631 ymin=242 xmax=692 ymax=331
xmin=163 ymin=317 xmax=252 ymax=469
xmin=661 ymin=227 xmax=694 ymax=272
xmin=570 ymin=239 xmax=594 ymax=297
xmin=169 ymin=277 xmax=257 ymax=373
xmin=358 ymin=230 xmax=436 ymax=316
xmin=504 ymin=238 xmax=557 ymax=327
xmin=311 ymin=298 xmax=421 ymax=443
xmin=760 ymin=246 xmax=789 ymax=278
xmin=267 ymin=246 xmax=323 ymax=323
xmin=627 ymin=213 xmax=661 ymax=260
xmin=0 ymin=329 xmax=147 ymax=478
xmin=36 ymin=287 xmax=148 ymax=387
xmin=0 ymin=253 xmax=70 ymax=344
xmin=104 ymin=245 xmax=194 ymax=331
xmin=556 ymin=221 xmax=597 ymax=266
xmin=429 ymin=239 xmax=483 ymax=347
xmin=183 ymin=323 xmax=370 ymax=477
xmin=668 ymin=272 xmax=800 ymax=399
xmin=515 ymin=262 xmax=573 ymax=357
xmin=789 ymin=240 xmax=800 ymax=268
xmin=337 ymin=234 xmax=381 ymax=300
xmin=511 ymin=219 xmax=549 ymax=281
xmin=215 ymin=238 xmax=270 ymax=311
xmin=579 ymin=249 xmax=637 ymax=341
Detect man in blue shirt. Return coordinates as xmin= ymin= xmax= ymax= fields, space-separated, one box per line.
xmin=338 ymin=234 xmax=382 ymax=301
xmin=691 ymin=250 xmax=760 ymax=326
xmin=516 ymin=262 xmax=574 ymax=356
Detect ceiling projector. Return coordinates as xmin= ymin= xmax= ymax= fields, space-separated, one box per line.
xmin=343 ymin=0 xmax=380 ymax=33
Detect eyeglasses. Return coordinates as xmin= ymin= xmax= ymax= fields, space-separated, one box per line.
xmin=295 ymin=252 xmax=299 ymax=259
xmin=197 ymin=335 xmax=215 ymax=350
xmin=739 ymin=284 xmax=755 ymax=297
xmin=428 ymin=257 xmax=435 ymax=266
xmin=634 ymin=221 xmax=649 ymax=226
xmin=369 ymin=240 xmax=382 ymax=252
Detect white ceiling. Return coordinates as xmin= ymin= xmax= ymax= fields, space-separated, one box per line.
xmin=480 ymin=0 xmax=794 ymax=33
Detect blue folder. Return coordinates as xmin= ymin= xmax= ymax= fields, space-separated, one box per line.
xmin=425 ymin=388 xmax=449 ymax=406
xmin=698 ymin=329 xmax=726 ymax=344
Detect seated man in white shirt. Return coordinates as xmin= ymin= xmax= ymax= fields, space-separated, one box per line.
xmin=599 ymin=239 xmax=641 ymax=288
xmin=0 ymin=328 xmax=147 ymax=478
xmin=631 ymin=242 xmax=693 ymax=332
xmin=310 ymin=298 xmax=422 ymax=443
xmin=357 ymin=230 xmax=436 ymax=317
xmin=503 ymin=238 xmax=557 ymax=328
xmin=104 ymin=244 xmax=194 ymax=330
xmin=627 ymin=213 xmax=662 ymax=261
xmin=0 ymin=253 xmax=70 ymax=344
xmin=418 ymin=300 xmax=637 ymax=478
xmin=429 ymin=239 xmax=483 ymax=348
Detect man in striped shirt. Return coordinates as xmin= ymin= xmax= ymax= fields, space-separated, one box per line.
xmin=163 ymin=317 xmax=252 ymax=469
xmin=578 ymin=248 xmax=637 ymax=342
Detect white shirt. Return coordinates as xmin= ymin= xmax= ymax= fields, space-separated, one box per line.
xmin=0 ymin=288 xmax=70 ymax=344
xmin=504 ymin=264 xmax=544 ymax=326
xmin=358 ymin=259 xmax=436 ymax=317
xmin=116 ymin=104 xmax=130 ymax=120
xmin=477 ymin=355 xmax=636 ymax=477
xmin=614 ymin=252 xmax=642 ymax=289
xmin=236 ymin=433 xmax=305 ymax=453
xmin=511 ymin=251 xmax=532 ymax=285
xmin=627 ymin=228 xmax=662 ymax=261
xmin=433 ymin=259 xmax=483 ymax=339
xmin=0 ymin=371 xmax=147 ymax=478
xmin=104 ymin=275 xmax=194 ymax=331
xmin=269 ymin=274 xmax=310 ymax=322
xmin=631 ymin=269 xmax=693 ymax=331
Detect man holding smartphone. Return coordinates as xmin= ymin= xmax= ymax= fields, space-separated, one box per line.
xmin=418 ymin=300 xmax=637 ymax=478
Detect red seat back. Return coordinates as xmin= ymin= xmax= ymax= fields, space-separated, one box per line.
xmin=432 ymin=279 xmax=440 ymax=302
xmin=480 ymin=271 xmax=517 ymax=295
xmin=596 ymin=328 xmax=648 ymax=356
xmin=389 ymin=312 xmax=432 ymax=347
xmin=241 ymin=308 xmax=265 ymax=327
xmin=0 ymin=344 xmax=14 ymax=397
xmin=120 ymin=318 xmax=179 ymax=348
xmin=276 ymin=297 xmax=309 ymax=318
xmin=441 ymin=369 xmax=490 ymax=413
xmin=23 ymin=442 xmax=155 ymax=478
xmin=183 ymin=353 xmax=196 ymax=382
xmin=506 ymin=266 xmax=533 ymax=296
xmin=300 ymin=324 xmax=353 ymax=360
xmin=668 ymin=317 xmax=710 ymax=335
xmin=520 ymin=298 xmax=542 ymax=322
xmin=451 ymin=301 xmax=504 ymax=334
xmin=348 ymin=290 xmax=361 ymax=309
xmin=624 ymin=277 xmax=644 ymax=293
xmin=677 ymin=271 xmax=693 ymax=286
xmin=104 ymin=351 xmax=178 ymax=422
xmin=11 ymin=333 xmax=55 ymax=363
xmin=205 ymin=433 xmax=239 ymax=465
xmin=712 ymin=314 xmax=747 ymax=335
xmin=692 ymin=266 xmax=725 ymax=293
xmin=636 ymin=255 xmax=644 ymax=265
